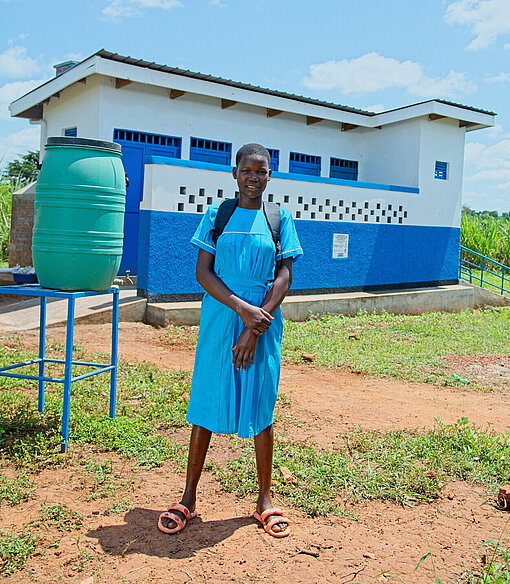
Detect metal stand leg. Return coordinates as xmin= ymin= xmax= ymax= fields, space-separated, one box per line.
xmin=61 ymin=297 xmax=75 ymax=453
xmin=109 ymin=288 xmax=119 ymax=419
xmin=38 ymin=297 xmax=47 ymax=413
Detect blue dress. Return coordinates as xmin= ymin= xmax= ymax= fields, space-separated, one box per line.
xmin=187 ymin=202 xmax=303 ymax=438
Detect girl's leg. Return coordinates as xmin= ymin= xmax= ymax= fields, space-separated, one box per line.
xmin=161 ymin=424 xmax=212 ymax=529
xmin=253 ymin=424 xmax=288 ymax=533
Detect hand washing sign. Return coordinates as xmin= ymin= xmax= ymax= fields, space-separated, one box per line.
xmin=332 ymin=233 xmax=349 ymax=258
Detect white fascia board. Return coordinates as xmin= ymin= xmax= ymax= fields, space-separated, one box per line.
xmin=9 ymin=56 xmax=100 ymax=117
xmin=93 ymin=57 xmax=372 ymax=127
xmin=371 ymin=101 xmax=495 ymax=129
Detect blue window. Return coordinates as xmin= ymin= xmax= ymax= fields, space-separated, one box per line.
xmin=113 ymin=129 xmax=181 ymax=157
xmin=64 ymin=127 xmax=77 ymax=137
xmin=190 ymin=137 xmax=232 ymax=165
xmin=267 ymin=148 xmax=279 ymax=171
xmin=289 ymin=151 xmax=321 ymax=176
xmin=330 ymin=157 xmax=358 ymax=181
xmin=435 ymin=161 xmax=448 ymax=180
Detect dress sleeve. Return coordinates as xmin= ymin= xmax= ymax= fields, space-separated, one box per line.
xmin=277 ymin=207 xmax=303 ymax=262
xmin=190 ymin=203 xmax=219 ymax=255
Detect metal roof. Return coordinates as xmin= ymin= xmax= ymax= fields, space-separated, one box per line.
xmin=381 ymin=98 xmax=496 ymax=117
xmin=95 ymin=49 xmax=374 ymax=116
xmin=10 ymin=48 xmax=497 ymax=120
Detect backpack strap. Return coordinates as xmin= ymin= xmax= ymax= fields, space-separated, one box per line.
xmin=263 ymin=201 xmax=283 ymax=273
xmin=262 ymin=201 xmax=282 ymax=256
xmin=213 ymin=198 xmax=283 ymax=272
xmin=212 ymin=198 xmax=238 ymax=243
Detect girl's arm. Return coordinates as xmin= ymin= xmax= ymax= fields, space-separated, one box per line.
xmin=232 ymin=258 xmax=293 ymax=370
xmin=196 ymin=248 xmax=274 ymax=335
xmin=261 ymin=257 xmax=293 ymax=314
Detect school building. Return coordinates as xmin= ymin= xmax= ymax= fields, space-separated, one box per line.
xmin=9 ymin=49 xmax=495 ymax=300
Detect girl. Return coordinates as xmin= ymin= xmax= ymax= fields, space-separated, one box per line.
xmin=158 ymin=143 xmax=303 ymax=538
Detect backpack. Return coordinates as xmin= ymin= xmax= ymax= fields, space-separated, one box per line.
xmin=212 ymin=198 xmax=283 ymax=269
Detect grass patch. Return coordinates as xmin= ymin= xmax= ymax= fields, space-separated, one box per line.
xmin=0 ymin=529 xmax=38 ymax=576
xmin=282 ymin=309 xmax=510 ymax=388
xmin=0 ymin=473 xmax=35 ymax=505
xmin=214 ymin=419 xmax=510 ymax=517
xmin=164 ymin=324 xmax=199 ymax=348
xmin=39 ymin=503 xmax=83 ymax=532
xmin=460 ymin=267 xmax=510 ymax=298
xmin=0 ymin=341 xmax=190 ymax=469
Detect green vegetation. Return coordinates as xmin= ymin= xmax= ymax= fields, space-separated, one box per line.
xmin=455 ymin=540 xmax=510 ymax=584
xmin=0 ymin=473 xmax=35 ymax=506
xmin=0 ymin=530 xmax=38 ymax=576
xmin=0 ymin=343 xmax=189 ymax=469
xmin=282 ymin=309 xmax=509 ymax=388
xmin=39 ymin=503 xmax=83 ymax=532
xmin=1 ymin=151 xmax=39 ymax=187
xmin=214 ymin=418 xmax=510 ymax=516
xmin=461 ymin=212 xmax=510 ymax=267
xmin=461 ymin=267 xmax=510 ymax=297
xmin=0 ymin=151 xmax=39 ymax=263
xmin=0 ymin=180 xmax=12 ymax=264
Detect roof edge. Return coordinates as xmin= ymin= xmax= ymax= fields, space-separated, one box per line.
xmin=9 ymin=49 xmax=497 ymax=124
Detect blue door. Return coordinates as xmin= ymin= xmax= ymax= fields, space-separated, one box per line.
xmin=113 ymin=129 xmax=181 ymax=274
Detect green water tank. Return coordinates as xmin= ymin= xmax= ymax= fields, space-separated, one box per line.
xmin=32 ymin=137 xmax=126 ymax=291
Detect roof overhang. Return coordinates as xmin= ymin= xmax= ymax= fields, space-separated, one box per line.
xmin=9 ymin=50 xmax=496 ymax=131
xmin=370 ymin=100 xmax=495 ymax=131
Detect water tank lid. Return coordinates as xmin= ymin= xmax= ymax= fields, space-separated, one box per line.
xmin=46 ymin=137 xmax=122 ymax=153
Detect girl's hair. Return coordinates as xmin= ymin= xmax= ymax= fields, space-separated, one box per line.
xmin=235 ymin=143 xmax=271 ymax=166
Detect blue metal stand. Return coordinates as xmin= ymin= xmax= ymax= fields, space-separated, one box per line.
xmin=0 ymin=285 xmax=120 ymax=452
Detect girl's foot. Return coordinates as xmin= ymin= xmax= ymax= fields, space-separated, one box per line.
xmin=158 ymin=500 xmax=196 ymax=534
xmin=253 ymin=507 xmax=291 ymax=538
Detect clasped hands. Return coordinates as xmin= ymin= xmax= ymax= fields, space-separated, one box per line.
xmin=232 ymin=302 xmax=274 ymax=371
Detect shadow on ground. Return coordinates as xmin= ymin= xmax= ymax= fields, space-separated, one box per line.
xmin=87 ymin=506 xmax=254 ymax=558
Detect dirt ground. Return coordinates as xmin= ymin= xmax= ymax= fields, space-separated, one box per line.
xmin=2 ymin=321 xmax=510 ymax=584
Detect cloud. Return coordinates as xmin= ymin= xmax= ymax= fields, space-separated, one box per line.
xmin=210 ymin=0 xmax=225 ymax=6
xmin=102 ymin=0 xmax=183 ymax=19
xmin=464 ymin=139 xmax=510 ymax=183
xmin=0 ymin=126 xmax=40 ymax=168
xmin=63 ymin=52 xmax=86 ymax=63
xmin=485 ymin=72 xmax=510 ymax=82
xmin=463 ymin=139 xmax=510 ymax=212
xmin=0 ymin=46 xmax=40 ymax=78
xmin=0 ymin=80 xmax=44 ymax=120
xmin=303 ymin=52 xmax=476 ymax=98
xmin=445 ymin=0 xmax=510 ymax=50
xmin=362 ymin=104 xmax=385 ymax=113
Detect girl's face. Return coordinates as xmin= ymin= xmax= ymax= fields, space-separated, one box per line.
xmin=233 ymin=154 xmax=271 ymax=202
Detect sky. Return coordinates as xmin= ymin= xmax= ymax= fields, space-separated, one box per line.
xmin=1 ymin=0 xmax=510 ymax=213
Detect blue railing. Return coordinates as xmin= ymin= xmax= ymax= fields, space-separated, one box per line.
xmin=459 ymin=245 xmax=510 ymax=297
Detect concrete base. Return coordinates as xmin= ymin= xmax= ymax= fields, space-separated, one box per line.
xmin=466 ymin=282 xmax=510 ymax=308
xmin=145 ymin=283 xmax=493 ymax=327
xmin=2 ymin=282 xmax=507 ymax=332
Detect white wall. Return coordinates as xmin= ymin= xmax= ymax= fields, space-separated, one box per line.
xmin=142 ymin=161 xmax=459 ymax=228
xmin=418 ymin=117 xmax=466 ymax=227
xmin=42 ymin=75 xmax=102 ymax=152
xmin=360 ymin=118 xmax=421 ymax=187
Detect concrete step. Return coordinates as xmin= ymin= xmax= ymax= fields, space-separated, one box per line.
xmin=146 ymin=283 xmax=508 ymax=327
xmin=0 ymin=288 xmax=146 ymax=332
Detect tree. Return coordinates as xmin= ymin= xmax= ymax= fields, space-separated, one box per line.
xmin=2 ymin=151 xmax=40 ymax=187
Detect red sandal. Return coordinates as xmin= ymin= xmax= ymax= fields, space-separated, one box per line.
xmin=253 ymin=507 xmax=291 ymax=538
xmin=157 ymin=503 xmax=197 ymax=534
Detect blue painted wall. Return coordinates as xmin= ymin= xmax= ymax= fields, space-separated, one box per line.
xmin=137 ymin=209 xmax=460 ymax=297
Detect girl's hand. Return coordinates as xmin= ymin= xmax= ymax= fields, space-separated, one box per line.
xmin=232 ymin=328 xmax=259 ymax=370
xmin=237 ymin=302 xmax=274 ymax=335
